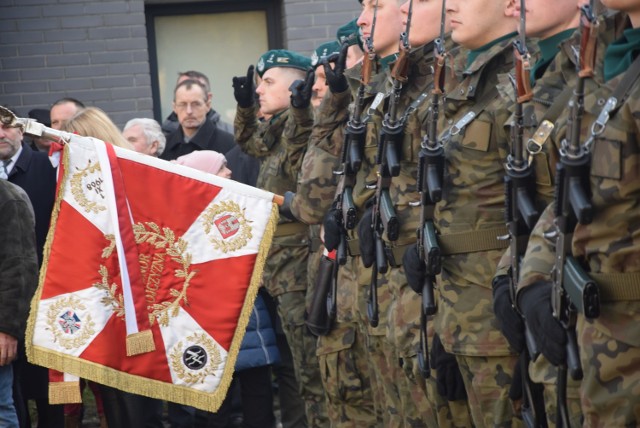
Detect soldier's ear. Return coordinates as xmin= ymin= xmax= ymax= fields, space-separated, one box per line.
xmin=207 ymin=92 xmax=213 ymax=105
xmin=504 ymin=0 xmax=518 ymax=18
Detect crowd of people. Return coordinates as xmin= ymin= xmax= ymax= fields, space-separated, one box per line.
xmin=1 ymin=0 xmax=640 ymax=427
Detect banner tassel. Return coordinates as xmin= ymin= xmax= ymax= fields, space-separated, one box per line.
xmin=126 ymin=329 xmax=155 ymax=356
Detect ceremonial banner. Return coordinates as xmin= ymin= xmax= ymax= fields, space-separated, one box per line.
xmin=26 ymin=135 xmax=278 ymax=412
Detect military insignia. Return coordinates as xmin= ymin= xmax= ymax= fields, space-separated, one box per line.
xmin=276 ymin=56 xmax=290 ymax=64
xmin=47 ymin=296 xmax=96 ymax=350
xmin=70 ymin=160 xmax=107 ymax=214
xmin=183 ymin=345 xmax=207 ymax=370
xmin=257 ymin=57 xmax=265 ymax=73
xmin=267 ymin=53 xmax=276 ymax=64
xmin=202 ymin=201 xmax=252 ymax=253
xmin=170 ymin=332 xmax=222 ymax=385
xmin=94 ymin=223 xmax=196 ymax=327
xmin=311 ymin=51 xmax=319 ymax=67
xmin=58 ymin=311 xmax=82 ymax=334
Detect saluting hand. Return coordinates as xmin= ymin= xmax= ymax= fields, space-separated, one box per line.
xmin=322 ymin=42 xmax=349 ymax=94
xmin=289 ymin=68 xmax=315 ymax=109
xmin=232 ymin=65 xmax=255 ymax=108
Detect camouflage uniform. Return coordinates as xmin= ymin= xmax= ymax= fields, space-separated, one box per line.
xmin=234 ymin=106 xmax=328 ymax=426
xmin=382 ymin=42 xmax=473 ymax=428
xmin=341 ymin=59 xmax=410 ymax=427
xmin=515 ymin=13 xmax=629 ymax=427
xmin=518 ymin=13 xmax=640 ymax=427
xmin=285 ymin=88 xmax=379 ymax=427
xmin=434 ymin=34 xmax=521 ymax=428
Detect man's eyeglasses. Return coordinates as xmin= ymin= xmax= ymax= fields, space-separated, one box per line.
xmin=175 ymin=101 xmax=207 ymax=111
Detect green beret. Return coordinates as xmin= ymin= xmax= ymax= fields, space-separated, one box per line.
xmin=256 ymin=49 xmax=312 ymax=77
xmin=311 ymin=41 xmax=341 ymax=67
xmin=337 ymin=19 xmax=360 ymax=47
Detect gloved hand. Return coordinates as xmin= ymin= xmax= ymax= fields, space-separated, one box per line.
xmin=430 ymin=334 xmax=467 ymax=401
xmin=279 ymin=191 xmax=295 ymax=221
xmin=322 ymin=42 xmax=349 ymax=94
xmin=322 ymin=208 xmax=342 ymax=252
xmin=492 ymin=275 xmax=525 ymax=353
xmin=403 ymin=243 xmax=426 ymax=294
xmin=518 ymin=281 xmax=567 ymax=366
xmin=232 ymin=65 xmax=255 ymax=108
xmin=289 ymin=68 xmax=315 ymax=109
xmin=357 ymin=205 xmax=375 ymax=268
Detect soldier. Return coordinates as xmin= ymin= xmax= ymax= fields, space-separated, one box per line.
xmin=231 ymin=50 xmax=329 ymax=427
xmin=514 ymin=1 xmax=640 ymax=426
xmin=489 ymin=1 xmax=622 ymax=426
xmin=418 ymin=0 xmax=522 ymax=425
xmin=279 ymin=24 xmax=379 ymax=426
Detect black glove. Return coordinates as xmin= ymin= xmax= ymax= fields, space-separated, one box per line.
xmin=232 ymin=65 xmax=255 ymax=108
xmin=518 ymin=281 xmax=567 ymax=366
xmin=430 ymin=334 xmax=467 ymax=401
xmin=322 ymin=42 xmax=349 ymax=94
xmin=403 ymin=243 xmax=426 ymax=294
xmin=289 ymin=68 xmax=315 ymax=109
xmin=279 ymin=191 xmax=295 ymax=221
xmin=509 ymin=358 xmax=524 ymax=402
xmin=322 ymin=208 xmax=342 ymax=252
xmin=357 ymin=206 xmax=375 ymax=268
xmin=492 ymin=275 xmax=525 ymax=353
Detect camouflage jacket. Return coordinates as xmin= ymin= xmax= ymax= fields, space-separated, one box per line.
xmin=0 ymin=180 xmax=38 ymax=340
xmin=234 ymin=106 xmax=310 ymax=296
xmin=289 ymin=89 xmax=352 ymax=225
xmin=517 ymin=12 xmax=629 ymax=291
xmin=433 ymin=34 xmax=517 ymax=356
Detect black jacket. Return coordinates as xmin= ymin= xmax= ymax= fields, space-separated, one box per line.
xmin=8 ymin=144 xmax=57 ymax=265
xmin=160 ymin=117 xmax=236 ymax=161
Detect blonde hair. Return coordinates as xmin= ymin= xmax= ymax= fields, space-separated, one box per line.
xmin=62 ymin=106 xmax=133 ymax=149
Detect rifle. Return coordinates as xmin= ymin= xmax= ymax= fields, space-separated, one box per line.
xmin=414 ymin=0 xmax=446 ymax=380
xmin=551 ymin=2 xmax=601 ymax=426
xmin=505 ymin=2 xmax=548 ymax=425
xmin=367 ymin=0 xmax=411 ymax=327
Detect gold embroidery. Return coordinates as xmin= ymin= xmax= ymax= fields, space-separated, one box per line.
xmin=47 ymin=296 xmax=96 ymax=350
xmin=170 ymin=331 xmax=222 ymax=385
xmin=70 ymin=160 xmax=107 ymax=214
xmin=133 ymin=222 xmax=196 ymax=326
xmin=201 ymin=201 xmax=253 ymax=253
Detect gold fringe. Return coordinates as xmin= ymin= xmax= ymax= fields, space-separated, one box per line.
xmin=126 ymin=330 xmax=155 ymax=356
xmin=27 ymin=168 xmax=281 ymax=413
xmin=26 ymin=146 xmax=71 ymax=363
xmin=49 ymin=381 xmax=81 ymax=404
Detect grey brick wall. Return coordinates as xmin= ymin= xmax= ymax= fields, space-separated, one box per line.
xmin=0 ymin=0 xmax=154 ymax=126
xmin=0 ymin=0 xmax=360 ymax=128
xmin=282 ymin=0 xmax=361 ymax=56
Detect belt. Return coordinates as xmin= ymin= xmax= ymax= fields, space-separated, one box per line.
xmin=274 ymin=222 xmax=308 ymax=237
xmin=385 ymin=243 xmax=412 ymax=268
xmin=438 ymin=227 xmax=509 ymax=255
xmin=347 ymin=238 xmax=360 ymax=256
xmin=590 ymin=272 xmax=640 ymax=301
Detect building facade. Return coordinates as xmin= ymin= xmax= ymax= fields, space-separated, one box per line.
xmin=0 ymin=0 xmax=360 ymax=127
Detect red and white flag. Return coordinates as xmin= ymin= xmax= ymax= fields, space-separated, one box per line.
xmin=26 ymin=135 xmax=278 ymax=412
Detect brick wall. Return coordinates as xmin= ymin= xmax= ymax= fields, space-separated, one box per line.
xmin=0 ymin=0 xmax=360 ymax=127
xmin=282 ymin=0 xmax=360 ymax=56
xmin=0 ymin=0 xmax=153 ymax=126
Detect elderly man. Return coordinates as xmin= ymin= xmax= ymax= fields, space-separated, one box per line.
xmin=160 ymin=79 xmax=235 ymax=161
xmin=123 ymin=118 xmax=166 ymax=157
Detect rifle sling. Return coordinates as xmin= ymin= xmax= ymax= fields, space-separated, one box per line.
xmin=590 ymin=272 xmax=640 ymax=301
xmin=608 ymin=53 xmax=640 ymax=117
xmin=438 ymin=227 xmax=509 ymax=255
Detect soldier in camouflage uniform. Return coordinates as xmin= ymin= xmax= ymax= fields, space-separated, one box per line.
xmin=491 ymin=1 xmax=584 ymax=425
xmin=279 ymin=33 xmax=381 ymax=426
xmin=231 ymin=50 xmax=329 ymax=427
xmin=420 ymin=0 xmax=524 ymax=426
xmin=515 ymin=2 xmax=640 ymax=425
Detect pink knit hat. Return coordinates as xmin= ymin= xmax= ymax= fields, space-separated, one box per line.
xmin=173 ymin=150 xmax=227 ymax=175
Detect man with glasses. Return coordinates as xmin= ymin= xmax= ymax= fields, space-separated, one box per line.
xmin=160 ymin=79 xmax=235 ymax=161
